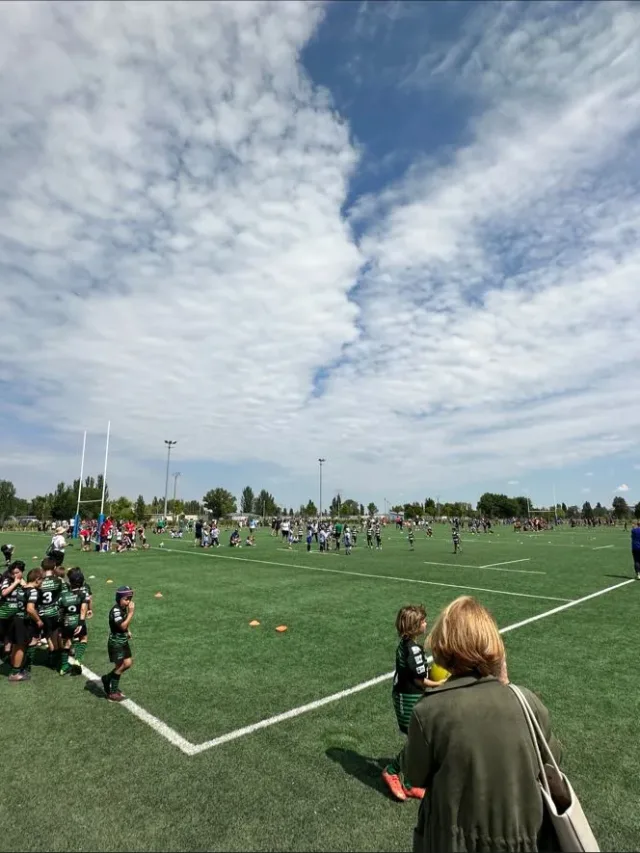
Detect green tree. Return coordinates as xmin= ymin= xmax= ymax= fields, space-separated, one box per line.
xmin=477 ymin=493 xmax=517 ymax=519
xmin=183 ymin=500 xmax=201 ymax=514
xmin=593 ymin=502 xmax=608 ymax=519
xmin=330 ymin=493 xmax=342 ymax=516
xmin=203 ymin=488 xmax=237 ymax=519
xmin=566 ymin=505 xmax=580 ymax=519
xmin=403 ymin=502 xmax=424 ymax=520
xmin=582 ymin=501 xmax=594 ymax=520
xmin=255 ymin=489 xmax=278 ymax=518
xmin=134 ymin=495 xmax=148 ymax=522
xmin=390 ymin=504 xmax=403 ymax=514
xmin=14 ymin=497 xmax=29 ymax=516
xmin=424 ymin=498 xmax=436 ymax=517
xmin=50 ymin=482 xmax=75 ymax=521
xmin=303 ymin=500 xmax=318 ymax=516
xmin=612 ymin=496 xmax=629 ymax=520
xmin=634 ymin=502 xmax=640 ymax=520
xmin=0 ymin=480 xmax=17 ymax=524
xmin=367 ymin=502 xmax=378 ymax=516
xmin=31 ymin=495 xmax=51 ymax=523
xmin=341 ymin=498 xmax=360 ymax=516
xmin=241 ymin=486 xmax=255 ymax=514
xmin=110 ymin=496 xmax=134 ymax=520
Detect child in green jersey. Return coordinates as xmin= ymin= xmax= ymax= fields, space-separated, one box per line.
xmin=68 ymin=569 xmax=93 ymax=669
xmin=101 ymin=586 xmax=135 ymax=702
xmin=58 ymin=569 xmax=88 ymax=675
xmin=382 ymin=605 xmax=441 ymax=802
xmin=38 ymin=557 xmax=63 ymax=669
xmin=0 ymin=561 xmax=24 ymax=663
xmin=8 ymin=568 xmax=44 ymax=682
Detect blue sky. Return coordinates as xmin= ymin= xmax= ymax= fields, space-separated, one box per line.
xmin=1 ymin=0 xmax=639 ymax=511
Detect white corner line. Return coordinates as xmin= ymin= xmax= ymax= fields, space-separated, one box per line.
xmin=84 ymin=559 xmax=634 ymax=756
xmin=80 ymin=665 xmax=197 ymax=755
xmin=188 ymin=577 xmax=635 ymax=755
xmin=592 ymin=545 xmax=614 ymax=550
xmin=161 ymin=547 xmax=563 ymax=601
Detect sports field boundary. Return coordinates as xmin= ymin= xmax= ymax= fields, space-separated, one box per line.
xmin=162 ymin=547 xmax=567 ymax=602
xmin=80 ymin=576 xmax=635 ymax=756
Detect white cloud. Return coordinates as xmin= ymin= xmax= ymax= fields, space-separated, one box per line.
xmin=581 ymin=488 xmax=591 ymax=494
xmin=507 ymin=480 xmax=519 ymax=485
xmin=2 ymin=2 xmax=640 ymax=503
xmin=616 ymin=484 xmax=630 ymax=492
xmin=585 ymin=472 xmax=594 ymax=477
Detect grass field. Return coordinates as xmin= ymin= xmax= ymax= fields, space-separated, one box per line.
xmin=2 ymin=524 xmax=639 ymax=852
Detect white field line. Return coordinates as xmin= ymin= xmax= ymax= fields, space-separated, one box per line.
xmin=479 ymin=559 xmax=540 ymax=574
xmin=189 ymin=578 xmax=635 ymax=754
xmin=592 ymin=545 xmax=614 ymax=550
xmin=424 ymin=558 xmax=542 ymax=576
xmin=162 ymin=547 xmax=566 ymax=602
xmin=81 ymin=577 xmax=635 ymax=755
xmin=80 ymin=665 xmax=196 ymax=755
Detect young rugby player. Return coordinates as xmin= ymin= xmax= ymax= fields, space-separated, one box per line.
xmin=101 ymin=585 xmax=135 ymax=702
xmin=38 ymin=557 xmax=63 ymax=669
xmin=9 ymin=567 xmax=44 ymax=681
xmin=0 ymin=561 xmax=24 ymax=663
xmin=382 ymin=604 xmax=441 ymax=801
xmin=58 ymin=568 xmax=88 ymax=675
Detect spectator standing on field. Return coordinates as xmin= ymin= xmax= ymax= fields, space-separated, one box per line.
xmin=405 ymin=596 xmax=563 ymax=853
xmin=632 ymin=520 xmax=640 ymax=580
xmin=48 ymin=526 xmax=67 ymax=568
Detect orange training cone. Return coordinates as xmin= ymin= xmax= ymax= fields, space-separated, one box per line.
xmin=106 ymin=579 xmax=113 ymax=584
xmin=249 ymin=620 xmax=260 ymax=626
xmin=275 ymin=625 xmax=288 ymax=633
xmin=154 ymin=592 xmax=163 ymax=598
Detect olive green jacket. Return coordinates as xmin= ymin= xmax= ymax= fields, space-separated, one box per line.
xmin=406 ymin=675 xmax=563 ymax=853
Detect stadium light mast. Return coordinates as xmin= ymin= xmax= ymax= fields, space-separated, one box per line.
xmin=172 ymin=472 xmax=181 ymax=519
xmin=318 ymin=458 xmax=326 ymax=519
xmin=163 ymin=440 xmax=177 ymax=521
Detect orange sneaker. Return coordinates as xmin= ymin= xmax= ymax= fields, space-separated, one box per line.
xmin=381 ymin=769 xmax=407 ymax=801
xmin=404 ymin=786 xmax=427 ymax=800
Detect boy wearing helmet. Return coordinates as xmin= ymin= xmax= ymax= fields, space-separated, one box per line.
xmin=101 ymin=586 xmax=135 ymax=702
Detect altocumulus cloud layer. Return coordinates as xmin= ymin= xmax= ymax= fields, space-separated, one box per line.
xmin=1 ymin=0 xmax=640 ymax=502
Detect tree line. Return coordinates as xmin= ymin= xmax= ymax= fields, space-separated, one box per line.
xmin=0 ymin=478 xmax=638 ymax=526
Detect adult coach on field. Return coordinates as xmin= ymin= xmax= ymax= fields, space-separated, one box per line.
xmin=632 ymin=520 xmax=640 ymax=580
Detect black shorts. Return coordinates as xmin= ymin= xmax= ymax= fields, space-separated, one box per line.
xmin=11 ymin=618 xmax=37 ymax=646
xmin=633 ymin=549 xmax=640 ymax=573
xmin=108 ymin=641 xmax=132 ymax=663
xmin=0 ymin=616 xmax=14 ymax=644
xmin=60 ymin=624 xmax=80 ymax=641
xmin=40 ymin=614 xmax=60 ymax=637
xmin=50 ymin=550 xmax=65 ymax=567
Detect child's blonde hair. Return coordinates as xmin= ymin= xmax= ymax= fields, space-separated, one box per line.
xmin=428 ymin=596 xmax=504 ymax=678
xmin=395 ymin=604 xmax=426 ymax=639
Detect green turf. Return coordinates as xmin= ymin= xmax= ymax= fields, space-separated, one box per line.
xmin=1 ymin=524 xmax=638 ymax=851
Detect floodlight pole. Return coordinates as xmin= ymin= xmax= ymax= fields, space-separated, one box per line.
xmin=318 ymin=458 xmax=326 ymax=519
xmin=172 ymin=472 xmax=181 ymax=521
xmin=163 ymin=440 xmax=177 ymax=521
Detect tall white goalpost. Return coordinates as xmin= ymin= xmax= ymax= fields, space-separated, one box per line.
xmin=72 ymin=422 xmax=111 ymax=540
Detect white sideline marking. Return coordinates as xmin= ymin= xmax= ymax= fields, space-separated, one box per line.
xmin=80 ymin=666 xmax=196 ymax=755
xmin=479 ymin=559 xmax=540 ymax=574
xmin=83 ymin=555 xmax=634 ymax=756
xmin=188 ymin=577 xmax=636 ymax=755
xmin=592 ymin=545 xmax=614 ymax=550
xmin=163 ymin=547 xmax=566 ymax=602
xmin=424 ymin=558 xmax=542 ymax=575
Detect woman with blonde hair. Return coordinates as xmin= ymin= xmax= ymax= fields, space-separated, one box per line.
xmin=406 ymin=596 xmax=562 ymax=853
